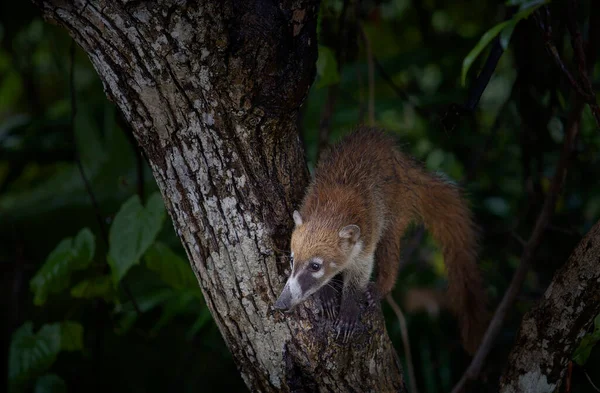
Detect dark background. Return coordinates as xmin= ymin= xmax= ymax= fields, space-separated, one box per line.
xmin=2 ymin=0 xmax=600 ymax=392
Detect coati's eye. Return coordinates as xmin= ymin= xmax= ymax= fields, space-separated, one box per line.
xmin=309 ymin=262 xmax=321 ymax=272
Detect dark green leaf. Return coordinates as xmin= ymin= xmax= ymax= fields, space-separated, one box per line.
xmin=573 ymin=335 xmax=599 ymax=366
xmin=462 ymin=0 xmax=549 ymax=85
xmin=70 ymin=275 xmax=115 ymax=302
xmin=59 ymin=322 xmax=84 ymax=352
xmin=30 ymin=228 xmax=96 ymax=306
xmin=9 ymin=322 xmax=61 ymax=390
xmin=461 ymin=20 xmax=511 ymax=86
xmin=34 ymin=374 xmax=66 ymax=393
xmin=144 ymin=242 xmax=199 ymax=292
xmin=108 ymin=193 xmax=166 ymax=284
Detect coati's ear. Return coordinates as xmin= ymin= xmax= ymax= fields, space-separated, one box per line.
xmin=293 ymin=210 xmax=303 ymax=227
xmin=339 ymin=225 xmax=360 ymax=243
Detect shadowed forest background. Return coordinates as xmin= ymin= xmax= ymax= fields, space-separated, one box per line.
xmin=2 ymin=0 xmax=600 ymax=392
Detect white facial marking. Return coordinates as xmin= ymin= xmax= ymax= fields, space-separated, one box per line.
xmin=288 ymin=275 xmax=302 ymax=301
xmin=312 ymin=269 xmax=324 ymax=279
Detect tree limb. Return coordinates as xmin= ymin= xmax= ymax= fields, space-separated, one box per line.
xmin=451 ymin=97 xmax=584 ymax=393
xmin=499 ymin=218 xmax=600 ymax=392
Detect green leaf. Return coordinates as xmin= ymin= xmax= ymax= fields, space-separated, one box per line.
xmin=573 ymin=312 xmax=600 ymax=366
xmin=573 ymin=335 xmax=599 ymax=366
xmin=74 ymin=228 xmax=95 ymax=263
xmin=144 ymin=242 xmax=199 ymax=291
xmin=462 ymin=0 xmax=550 ymax=85
xmin=59 ymin=322 xmax=84 ymax=352
xmin=461 ymin=20 xmax=512 ymax=86
xmin=316 ymin=45 xmax=340 ymax=88
xmin=30 ymin=228 xmax=96 ymax=305
xmin=9 ymin=322 xmax=61 ymax=391
xmin=70 ymin=275 xmax=115 ymax=302
xmin=108 ymin=193 xmax=166 ymax=284
xmin=34 ymin=374 xmax=66 ymax=393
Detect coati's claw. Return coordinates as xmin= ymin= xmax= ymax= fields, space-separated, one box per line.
xmin=319 ymin=285 xmax=339 ymax=320
xmin=335 ymin=297 xmax=360 ymax=342
xmin=365 ymin=283 xmax=381 ymax=307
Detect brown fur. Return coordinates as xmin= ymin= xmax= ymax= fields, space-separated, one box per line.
xmin=292 ymin=127 xmax=488 ymax=354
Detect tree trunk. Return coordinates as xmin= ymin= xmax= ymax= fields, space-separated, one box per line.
xmin=33 ymin=0 xmax=405 ymax=391
xmin=500 ymin=219 xmax=600 ymax=393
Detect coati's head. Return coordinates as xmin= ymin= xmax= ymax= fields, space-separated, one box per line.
xmin=274 ymin=210 xmax=362 ymax=311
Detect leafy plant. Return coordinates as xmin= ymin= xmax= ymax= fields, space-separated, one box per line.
xmin=461 ymin=0 xmax=550 ymax=85
xmin=30 ymin=228 xmax=95 ymax=305
xmin=573 ymin=313 xmax=600 ymax=366
xmin=108 ymin=193 xmax=166 ymax=284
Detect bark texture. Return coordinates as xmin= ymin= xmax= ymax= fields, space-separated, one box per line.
xmin=33 ymin=0 xmax=405 ymax=391
xmin=499 ymin=219 xmax=600 ymax=393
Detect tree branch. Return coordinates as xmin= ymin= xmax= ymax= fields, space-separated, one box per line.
xmin=499 ymin=218 xmax=600 ymax=392
xmin=451 ymin=98 xmax=584 ymax=393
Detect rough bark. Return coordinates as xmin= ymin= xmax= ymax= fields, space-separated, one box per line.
xmin=499 ymin=219 xmax=600 ymax=393
xmin=32 ymin=0 xmax=405 ymax=391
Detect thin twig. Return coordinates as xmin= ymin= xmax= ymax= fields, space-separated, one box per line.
xmin=360 ymin=24 xmax=375 ymax=126
xmin=386 ymin=294 xmax=419 ymax=393
xmin=451 ymin=99 xmax=584 ymax=393
xmin=585 ymin=370 xmax=600 ymax=393
xmin=567 ymin=0 xmax=600 ymax=128
xmin=535 ymin=5 xmax=600 ymax=128
xmin=70 ymin=41 xmax=108 ymax=245
xmin=565 ymin=361 xmax=572 ymax=393
xmin=69 ymin=40 xmax=141 ymax=315
xmin=533 ymin=10 xmax=594 ymax=102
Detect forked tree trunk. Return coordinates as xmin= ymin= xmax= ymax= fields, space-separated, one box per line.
xmin=33 ymin=0 xmax=405 ymax=391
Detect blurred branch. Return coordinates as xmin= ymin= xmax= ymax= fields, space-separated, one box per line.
xmin=317 ymin=0 xmax=350 ymax=160
xmin=565 ymin=361 xmax=573 ymax=393
xmin=360 ymin=24 xmax=375 ymax=126
xmin=411 ymin=0 xmax=432 ymax=45
xmin=585 ymin=370 xmax=600 ymax=393
xmin=535 ymin=3 xmax=600 ymax=128
xmin=70 ymin=41 xmax=108 ymax=245
xmin=452 ymin=97 xmax=584 ymax=393
xmin=386 ymin=294 xmax=418 ymax=393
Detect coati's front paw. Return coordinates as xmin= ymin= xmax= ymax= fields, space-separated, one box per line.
xmin=335 ymin=300 xmax=360 ymax=343
xmin=365 ymin=283 xmax=382 ymax=307
xmin=319 ymin=285 xmax=339 ymax=320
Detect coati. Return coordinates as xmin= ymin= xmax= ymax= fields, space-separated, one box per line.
xmin=274 ymin=127 xmax=487 ymax=353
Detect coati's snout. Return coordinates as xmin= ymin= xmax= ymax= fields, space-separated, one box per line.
xmin=274 ymin=259 xmax=328 ymax=311
xmin=274 ymin=283 xmax=294 ymax=311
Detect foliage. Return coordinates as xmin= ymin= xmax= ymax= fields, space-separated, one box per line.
xmin=573 ymin=313 xmax=600 ymax=366
xmin=2 ymin=0 xmax=600 ymax=392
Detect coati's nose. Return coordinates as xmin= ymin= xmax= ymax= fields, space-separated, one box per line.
xmin=274 ymin=298 xmax=289 ymax=311
xmin=274 ymin=284 xmax=292 ymax=311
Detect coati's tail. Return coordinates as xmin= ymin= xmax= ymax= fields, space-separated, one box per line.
xmin=406 ymin=166 xmax=488 ymax=354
